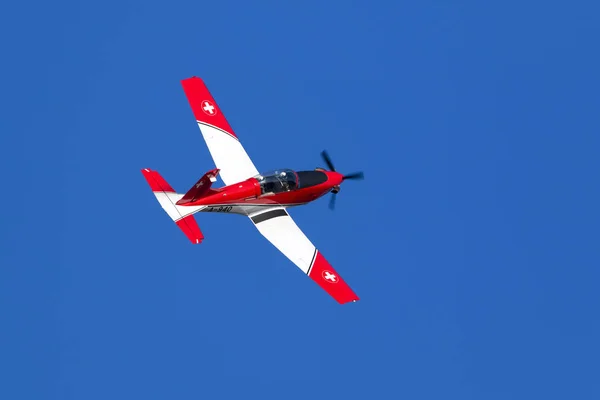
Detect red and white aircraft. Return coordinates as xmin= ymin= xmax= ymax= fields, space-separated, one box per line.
xmin=142 ymin=77 xmax=363 ymax=304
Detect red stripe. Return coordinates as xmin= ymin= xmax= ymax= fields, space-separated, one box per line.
xmin=308 ymin=252 xmax=359 ymax=304
xmin=141 ymin=169 xmax=175 ymax=193
xmin=175 ymin=215 xmax=204 ymax=244
xmin=181 ymin=77 xmax=237 ymax=139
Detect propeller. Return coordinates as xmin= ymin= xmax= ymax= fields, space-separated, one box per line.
xmin=320 ymin=150 xmax=364 ymax=210
xmin=329 ymin=192 xmax=337 ymax=210
xmin=321 ymin=149 xmax=336 ymax=172
xmin=341 ymin=171 xmax=365 ymax=181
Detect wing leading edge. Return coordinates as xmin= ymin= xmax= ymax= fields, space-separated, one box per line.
xmin=249 ymin=208 xmax=359 ymax=304
xmin=181 ymin=77 xmax=259 ymax=186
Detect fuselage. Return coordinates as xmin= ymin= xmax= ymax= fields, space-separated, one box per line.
xmin=179 ymin=169 xmax=343 ymax=211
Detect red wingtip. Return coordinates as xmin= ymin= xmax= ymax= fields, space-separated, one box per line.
xmin=308 ymin=252 xmax=359 ymax=304
xmin=181 ymin=77 xmax=237 ymax=138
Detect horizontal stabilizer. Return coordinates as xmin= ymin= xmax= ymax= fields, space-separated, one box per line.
xmin=141 ymin=168 xmax=204 ymax=244
xmin=175 ymin=215 xmax=204 ymax=244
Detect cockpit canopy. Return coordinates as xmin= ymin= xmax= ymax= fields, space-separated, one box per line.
xmin=254 ymin=169 xmax=299 ymax=195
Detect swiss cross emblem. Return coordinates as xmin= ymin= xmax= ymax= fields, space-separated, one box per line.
xmin=322 ymin=270 xmax=338 ymax=283
xmin=202 ymin=100 xmax=216 ymax=116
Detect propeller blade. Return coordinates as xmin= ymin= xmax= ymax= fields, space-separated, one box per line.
xmin=321 ymin=150 xmax=336 ymax=172
xmin=342 ymin=171 xmax=364 ymax=181
xmin=329 ymin=193 xmax=337 ymax=210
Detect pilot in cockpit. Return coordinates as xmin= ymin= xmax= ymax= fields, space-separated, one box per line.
xmin=280 ymin=171 xmax=291 ymax=191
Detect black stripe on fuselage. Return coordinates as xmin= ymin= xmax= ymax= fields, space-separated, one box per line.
xmin=251 ymin=209 xmax=288 ymax=224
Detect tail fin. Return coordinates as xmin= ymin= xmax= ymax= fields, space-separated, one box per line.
xmin=141 ymin=168 xmax=204 ymax=244
xmin=176 ymin=168 xmax=220 ymax=205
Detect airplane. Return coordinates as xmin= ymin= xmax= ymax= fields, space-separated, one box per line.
xmin=141 ymin=77 xmax=363 ymax=304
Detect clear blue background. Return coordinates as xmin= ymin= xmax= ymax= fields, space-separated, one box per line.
xmin=1 ymin=1 xmax=599 ymax=399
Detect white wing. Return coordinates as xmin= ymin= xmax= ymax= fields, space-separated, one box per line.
xmin=249 ymin=208 xmax=359 ymax=304
xmin=181 ymin=77 xmax=259 ymax=186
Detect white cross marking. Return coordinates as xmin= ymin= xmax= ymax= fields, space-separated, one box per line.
xmin=202 ymin=101 xmax=215 ymax=115
xmin=323 ymin=271 xmax=337 ymax=282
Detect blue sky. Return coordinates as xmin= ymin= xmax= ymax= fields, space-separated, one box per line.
xmin=1 ymin=1 xmax=599 ymax=399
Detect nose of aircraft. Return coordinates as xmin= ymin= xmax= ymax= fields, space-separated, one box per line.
xmin=326 ymin=171 xmax=344 ymax=186
xmin=318 ymin=150 xmax=364 ymax=210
